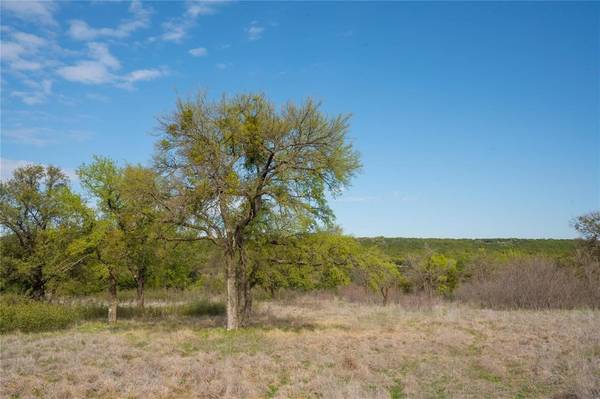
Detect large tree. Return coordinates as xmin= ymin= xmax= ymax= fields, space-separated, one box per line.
xmin=155 ymin=93 xmax=360 ymax=329
xmin=0 ymin=165 xmax=87 ymax=299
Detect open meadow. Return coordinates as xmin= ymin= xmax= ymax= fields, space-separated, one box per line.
xmin=1 ymin=2 xmax=599 ymax=398
xmin=1 ymin=293 xmax=599 ymax=399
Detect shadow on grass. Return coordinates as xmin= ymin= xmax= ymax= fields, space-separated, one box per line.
xmin=79 ymin=300 xmax=226 ymax=321
xmin=3 ymin=297 xmax=343 ymax=335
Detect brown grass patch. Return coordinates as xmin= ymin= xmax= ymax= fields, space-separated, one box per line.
xmin=1 ymin=295 xmax=599 ymax=398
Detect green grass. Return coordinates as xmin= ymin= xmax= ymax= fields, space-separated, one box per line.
xmin=389 ymin=379 xmax=406 ymax=399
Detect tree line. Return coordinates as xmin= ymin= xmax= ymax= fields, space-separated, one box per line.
xmin=1 ymin=93 xmax=372 ymax=329
xmin=2 ymin=93 xmax=598 ymax=329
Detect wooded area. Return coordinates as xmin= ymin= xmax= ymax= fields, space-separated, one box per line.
xmin=1 ymin=94 xmax=599 ymax=332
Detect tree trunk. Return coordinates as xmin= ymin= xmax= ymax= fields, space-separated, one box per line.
xmin=136 ymin=273 xmax=145 ymax=309
xmin=225 ymin=246 xmax=253 ymax=330
xmin=226 ymin=250 xmax=240 ymax=330
xmin=240 ymin=276 xmax=252 ymax=326
xmin=381 ymin=287 xmax=389 ymax=306
xmin=30 ymin=265 xmax=45 ymax=300
xmin=108 ymin=272 xmax=118 ymax=324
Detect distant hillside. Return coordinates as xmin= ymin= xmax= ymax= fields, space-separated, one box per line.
xmin=357 ymin=237 xmax=577 ymax=262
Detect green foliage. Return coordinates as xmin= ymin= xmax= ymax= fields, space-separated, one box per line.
xmin=359 ymin=237 xmax=576 ymax=264
xmin=155 ymin=93 xmax=361 ymax=241
xmin=406 ymin=253 xmax=459 ymax=296
xmin=0 ymin=164 xmax=90 ymax=299
xmin=0 ymin=299 xmax=80 ymax=333
xmin=250 ymin=232 xmax=363 ymax=295
xmin=76 ymin=157 xmax=169 ymax=309
xmin=354 ymin=248 xmax=407 ymax=304
xmin=155 ymin=93 xmax=361 ymax=326
xmin=0 ymin=294 xmax=226 ymax=334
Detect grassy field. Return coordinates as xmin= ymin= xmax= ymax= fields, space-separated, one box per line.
xmin=1 ymin=295 xmax=598 ymax=399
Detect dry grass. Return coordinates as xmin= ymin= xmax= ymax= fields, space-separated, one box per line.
xmin=1 ymin=296 xmax=599 ymax=398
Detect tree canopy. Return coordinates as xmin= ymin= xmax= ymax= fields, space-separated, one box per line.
xmin=154 ymin=93 xmax=361 ymax=328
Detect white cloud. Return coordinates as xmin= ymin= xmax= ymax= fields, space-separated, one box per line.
xmin=57 ymin=42 xmax=121 ymax=85
xmin=126 ymin=69 xmax=163 ymax=81
xmin=57 ymin=61 xmax=115 ymax=84
xmin=1 ymin=127 xmax=93 ymax=147
xmin=160 ymin=0 xmax=226 ymax=42
xmin=161 ymin=20 xmax=187 ymax=42
xmin=186 ymin=0 xmax=224 ymax=17
xmin=7 ymin=58 xmax=43 ymax=71
xmin=116 ymin=68 xmax=167 ymax=89
xmin=189 ymin=47 xmax=208 ymax=57
xmin=68 ymin=0 xmax=151 ymax=41
xmin=1 ymin=31 xmax=47 ymax=71
xmin=57 ymin=41 xmax=166 ymax=88
xmin=0 ymin=41 xmax=25 ymax=61
xmin=11 ymin=31 xmax=47 ymax=48
xmin=215 ymin=63 xmax=231 ymax=70
xmin=11 ymin=79 xmax=53 ymax=105
xmin=56 ymin=43 xmax=120 ymax=85
xmin=88 ymin=42 xmax=121 ymax=69
xmin=0 ymin=1 xmax=58 ymax=27
xmin=2 ymin=127 xmax=57 ymax=146
xmin=246 ymin=21 xmax=264 ymax=41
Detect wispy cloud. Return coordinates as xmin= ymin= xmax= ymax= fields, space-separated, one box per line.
xmin=186 ymin=0 xmax=224 ymax=17
xmin=215 ymin=62 xmax=232 ymax=70
xmin=57 ymin=42 xmax=120 ymax=84
xmin=56 ymin=42 xmax=166 ymax=88
xmin=11 ymin=79 xmax=53 ymax=105
xmin=1 ymin=127 xmax=93 ymax=147
xmin=160 ymin=0 xmax=227 ymax=42
xmin=67 ymin=0 xmax=151 ymax=41
xmin=246 ymin=21 xmax=264 ymax=41
xmin=0 ymin=30 xmax=47 ymax=71
xmin=116 ymin=68 xmax=168 ymax=89
xmin=189 ymin=47 xmax=208 ymax=57
xmin=0 ymin=1 xmax=58 ymax=27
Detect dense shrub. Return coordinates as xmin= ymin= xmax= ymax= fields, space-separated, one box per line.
xmin=0 ymin=294 xmax=227 ymax=334
xmin=456 ymin=257 xmax=599 ymax=309
xmin=0 ymin=301 xmax=80 ymax=333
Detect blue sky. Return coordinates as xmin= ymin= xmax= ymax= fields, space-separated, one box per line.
xmin=1 ymin=1 xmax=598 ymax=238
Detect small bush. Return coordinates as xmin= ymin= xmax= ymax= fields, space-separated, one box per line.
xmin=456 ymin=257 xmax=598 ymax=309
